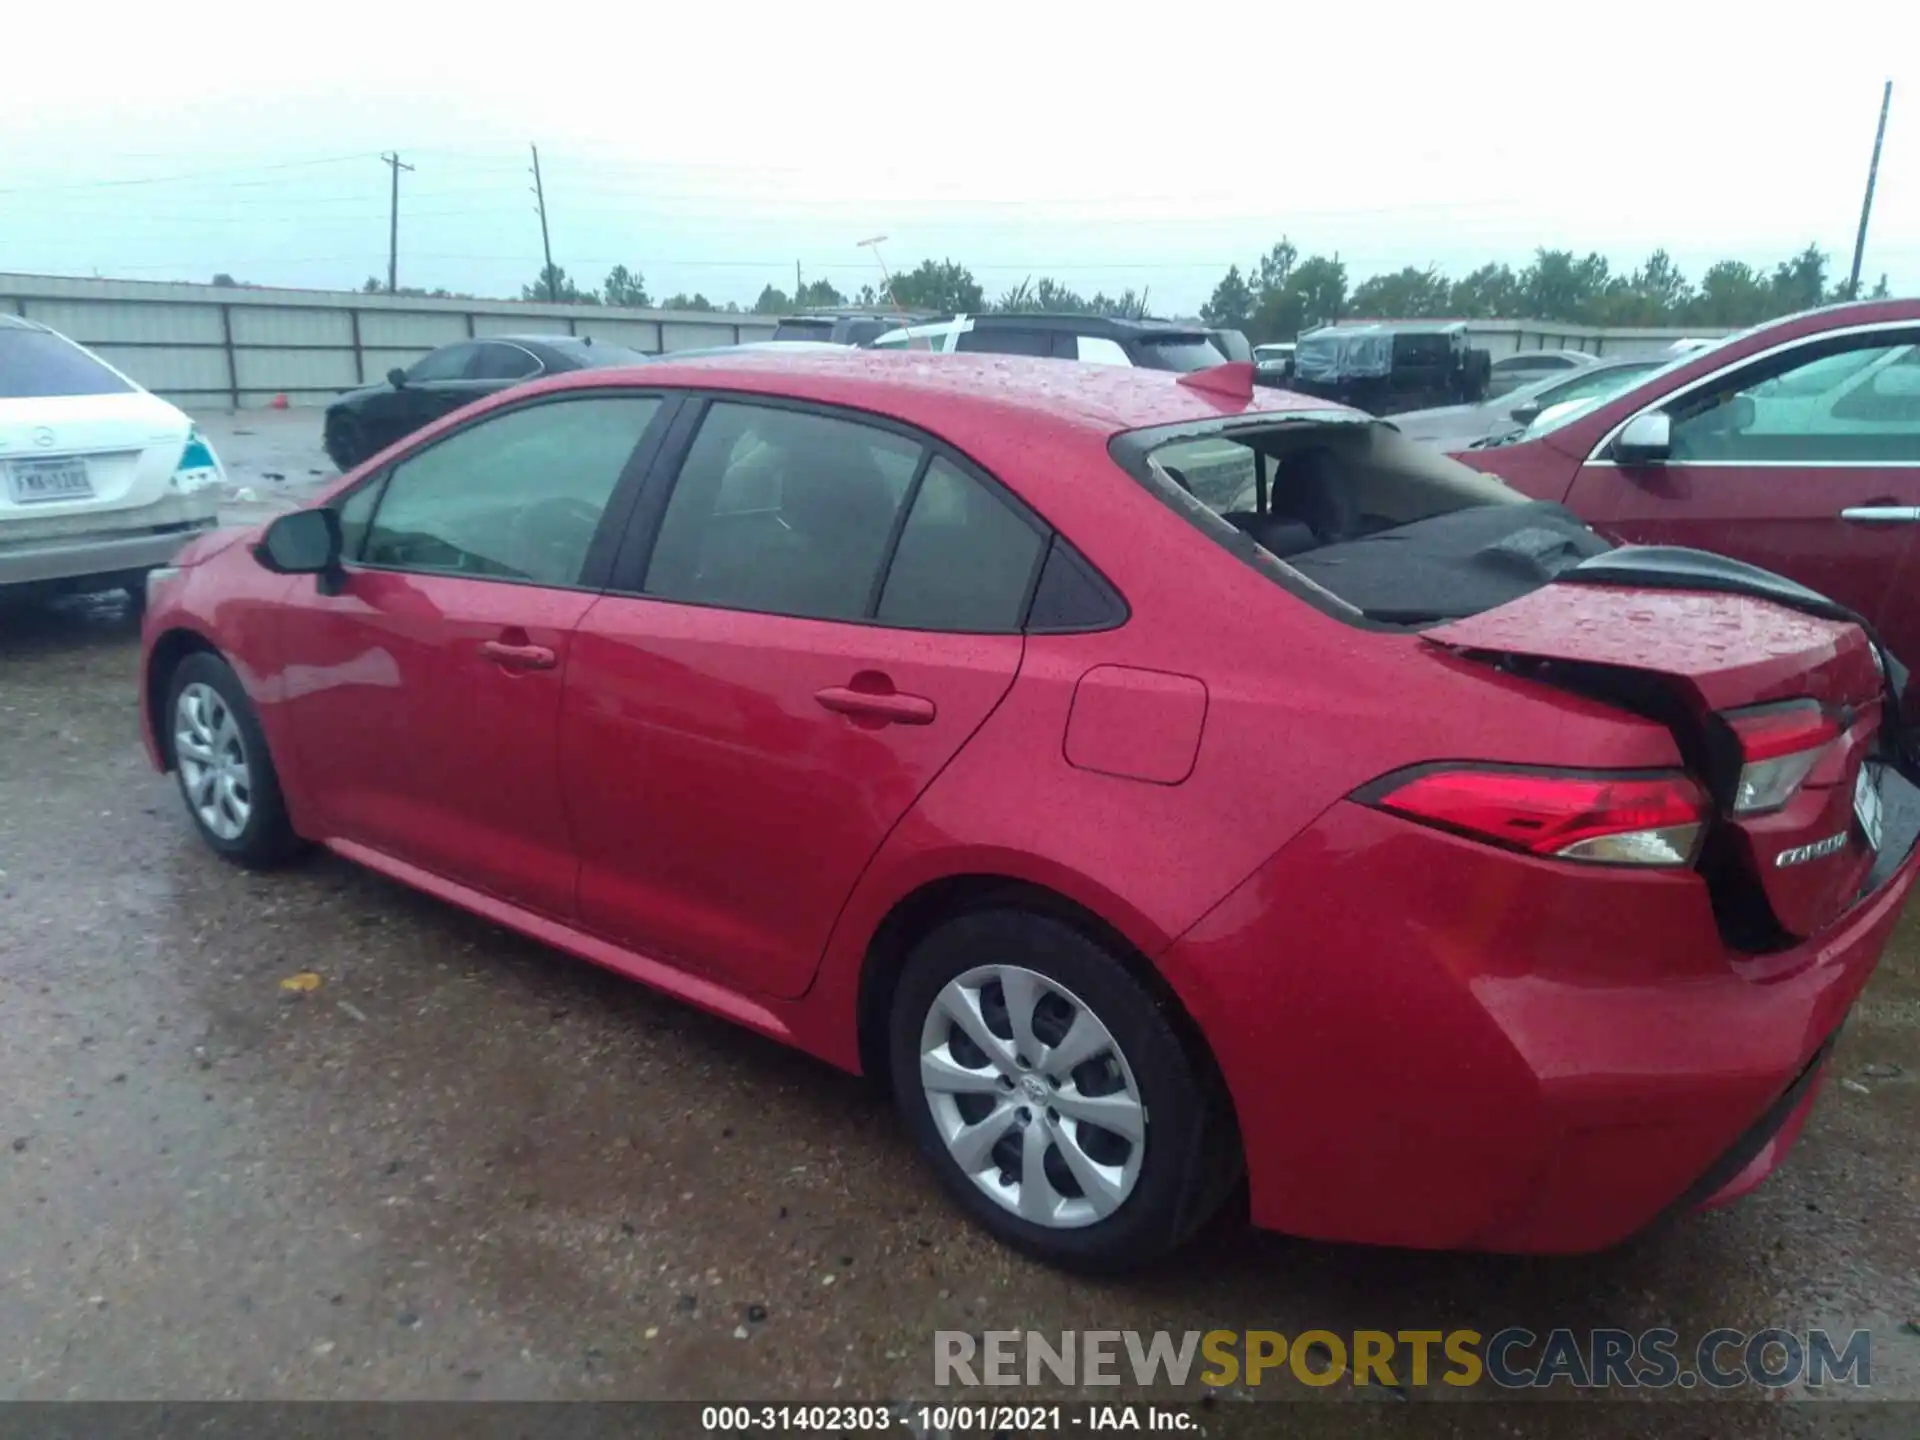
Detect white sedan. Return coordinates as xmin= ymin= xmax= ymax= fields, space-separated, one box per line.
xmin=0 ymin=315 xmax=224 ymax=604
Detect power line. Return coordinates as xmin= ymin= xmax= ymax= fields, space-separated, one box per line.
xmin=0 ymin=152 xmax=382 ymax=196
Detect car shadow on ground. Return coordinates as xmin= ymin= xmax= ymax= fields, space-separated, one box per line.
xmin=0 ymin=589 xmax=143 ymax=657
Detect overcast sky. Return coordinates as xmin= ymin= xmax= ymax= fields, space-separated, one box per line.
xmin=3 ymin=3 xmax=1915 ymax=314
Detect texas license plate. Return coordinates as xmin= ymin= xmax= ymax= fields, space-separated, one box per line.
xmin=1854 ymin=763 xmax=1884 ymax=853
xmin=6 ymin=457 xmax=93 ymax=504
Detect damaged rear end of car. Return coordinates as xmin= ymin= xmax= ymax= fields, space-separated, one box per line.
xmin=1113 ymin=411 xmax=1916 ymax=951
xmin=1114 ymin=407 xmax=1920 ymax=1252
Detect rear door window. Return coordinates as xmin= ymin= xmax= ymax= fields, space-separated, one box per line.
xmin=874 ymin=326 xmax=952 ymax=353
xmin=956 ymin=326 xmax=1053 ymax=357
xmin=1129 ymin=334 xmax=1227 ymax=372
xmin=1072 ymin=335 xmax=1132 ymax=367
xmin=0 ymin=328 xmax=135 ymax=398
xmin=877 ymin=457 xmax=1046 ymax=631
xmin=406 ymin=343 xmax=480 ymax=382
xmin=643 ymin=402 xmax=924 ymax=621
xmin=469 ymin=343 xmax=542 ymax=381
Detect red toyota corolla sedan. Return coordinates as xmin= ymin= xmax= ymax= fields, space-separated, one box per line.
xmin=139 ymin=351 xmax=1918 ymax=1270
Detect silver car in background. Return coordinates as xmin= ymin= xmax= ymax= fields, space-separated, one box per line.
xmin=1391 ymin=357 xmax=1665 ymax=451
xmin=1484 ymin=347 xmax=1599 ymax=399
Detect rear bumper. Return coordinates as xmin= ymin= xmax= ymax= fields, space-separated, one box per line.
xmin=0 ymin=518 xmax=218 ymax=587
xmin=1167 ymin=784 xmax=1920 ymax=1254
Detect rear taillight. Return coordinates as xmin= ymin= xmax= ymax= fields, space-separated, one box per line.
xmin=1366 ymin=767 xmax=1708 ymax=867
xmin=1722 ymin=700 xmax=1840 ymax=815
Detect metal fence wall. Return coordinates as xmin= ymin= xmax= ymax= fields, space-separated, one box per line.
xmin=1 ymin=273 xmax=780 ymax=410
xmin=4 ymin=271 xmax=1736 ymax=408
xmin=1325 ymin=318 xmax=1733 ymax=359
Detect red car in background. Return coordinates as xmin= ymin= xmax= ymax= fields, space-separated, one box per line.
xmin=1460 ymin=298 xmax=1920 ymax=667
xmin=139 ymin=351 xmax=1917 ymax=1270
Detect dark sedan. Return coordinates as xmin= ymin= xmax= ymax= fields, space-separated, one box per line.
xmin=323 ymin=334 xmax=651 ymax=470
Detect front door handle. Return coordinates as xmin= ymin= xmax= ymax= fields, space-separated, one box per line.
xmin=814 ymin=685 xmax=936 ymax=726
xmin=1840 ymin=505 xmax=1920 ymax=524
xmin=481 ymin=639 xmax=558 ymax=670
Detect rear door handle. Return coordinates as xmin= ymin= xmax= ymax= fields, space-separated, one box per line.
xmin=481 ymin=639 xmax=558 ymax=670
xmin=814 ymin=685 xmax=936 ymax=725
xmin=1840 ymin=505 xmax=1920 ymax=524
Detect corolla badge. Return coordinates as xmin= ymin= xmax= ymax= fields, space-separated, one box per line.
xmin=31 ymin=426 xmax=56 ymax=448
xmin=1775 ymin=832 xmax=1848 ymax=867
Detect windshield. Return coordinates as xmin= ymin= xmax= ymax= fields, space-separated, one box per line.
xmin=771 ymin=319 xmax=834 ymax=342
xmin=0 ymin=327 xmax=137 ymax=398
xmin=1534 ymin=361 xmax=1661 ymax=408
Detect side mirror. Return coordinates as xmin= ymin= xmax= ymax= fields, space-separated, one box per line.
xmin=1614 ymin=411 xmax=1672 ymax=466
xmin=254 ymin=508 xmax=342 ymax=576
xmin=1509 ymin=401 xmax=1543 ymax=426
xmin=387 ymin=367 xmax=408 ymax=388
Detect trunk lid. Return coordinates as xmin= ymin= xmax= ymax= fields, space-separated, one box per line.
xmin=1428 ymin=580 xmax=1885 ymax=943
xmin=0 ymin=391 xmax=191 ymax=526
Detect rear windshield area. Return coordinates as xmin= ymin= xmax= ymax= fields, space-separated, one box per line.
xmin=1113 ymin=420 xmax=1608 ymax=627
xmin=1128 ymin=334 xmax=1227 ymax=373
xmin=0 ymin=328 xmax=136 ymax=399
xmin=556 ymin=340 xmax=653 ymax=368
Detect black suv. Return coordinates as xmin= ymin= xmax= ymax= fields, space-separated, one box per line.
xmin=769 ymin=312 xmax=924 ymax=346
xmin=868 ymin=313 xmax=1228 ymax=371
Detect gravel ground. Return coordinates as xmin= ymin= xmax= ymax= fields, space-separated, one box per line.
xmin=0 ymin=410 xmax=1915 ymax=1430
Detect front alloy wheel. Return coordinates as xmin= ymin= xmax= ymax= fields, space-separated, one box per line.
xmin=175 ymin=680 xmax=252 ymax=840
xmin=163 ymin=651 xmax=303 ymax=867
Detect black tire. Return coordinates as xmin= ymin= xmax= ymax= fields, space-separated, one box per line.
xmin=323 ymin=412 xmax=364 ymax=472
xmin=163 ymin=651 xmax=305 ymax=868
xmin=888 ymin=908 xmax=1240 ymax=1272
xmin=113 ymin=569 xmax=150 ymax=617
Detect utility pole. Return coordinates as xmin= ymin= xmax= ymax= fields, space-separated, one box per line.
xmin=1847 ymin=81 xmax=1894 ymax=301
xmin=380 ymin=152 xmax=413 ymax=294
xmin=858 ymin=236 xmax=901 ymax=318
xmin=529 ymin=144 xmax=557 ymax=302
xmin=796 ymin=259 xmax=803 ymax=304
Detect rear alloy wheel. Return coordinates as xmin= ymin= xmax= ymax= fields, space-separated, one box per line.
xmin=919 ymin=965 xmax=1146 ymax=1228
xmin=166 ymin=652 xmax=303 ymax=867
xmin=890 ymin=909 xmax=1239 ymax=1271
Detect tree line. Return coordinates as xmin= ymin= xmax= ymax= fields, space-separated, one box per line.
xmin=283 ymin=238 xmax=1896 ymax=333
xmin=1198 ymin=241 xmax=1895 ymax=341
